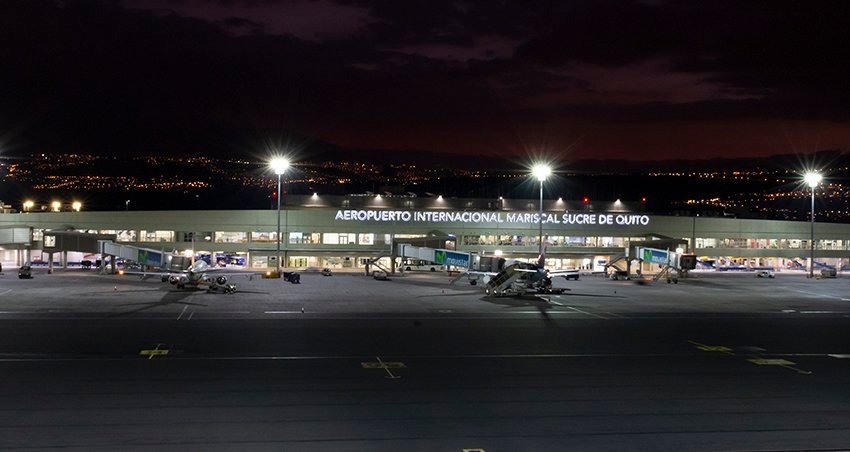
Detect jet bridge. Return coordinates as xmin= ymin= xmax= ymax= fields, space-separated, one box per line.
xmin=396 ymin=244 xmax=472 ymax=274
xmin=99 ymin=242 xmax=171 ymax=274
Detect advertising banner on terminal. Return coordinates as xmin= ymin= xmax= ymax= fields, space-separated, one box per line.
xmin=138 ymin=249 xmax=162 ymax=267
xmin=334 ymin=209 xmax=650 ymax=226
xmin=434 ymin=249 xmax=470 ymax=268
xmin=641 ymin=248 xmax=669 ymax=265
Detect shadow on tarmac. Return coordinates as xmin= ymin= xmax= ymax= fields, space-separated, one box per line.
xmin=108 ymin=289 xmax=208 ymax=317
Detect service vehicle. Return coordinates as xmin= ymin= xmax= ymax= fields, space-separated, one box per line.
xmin=18 ymin=265 xmax=33 ymax=279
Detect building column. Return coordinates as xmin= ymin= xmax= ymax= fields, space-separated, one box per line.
xmin=110 ymin=255 xmax=116 ymax=274
xmin=48 ymin=253 xmax=54 ymax=274
xmin=61 ymin=251 xmax=68 ymax=269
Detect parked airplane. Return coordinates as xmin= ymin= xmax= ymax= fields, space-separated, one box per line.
xmin=451 ymin=243 xmax=579 ymax=297
xmin=120 ymin=259 xmax=267 ymax=294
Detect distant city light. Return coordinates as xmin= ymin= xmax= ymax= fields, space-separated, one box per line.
xmin=23 ymin=200 xmax=34 ymax=211
xmin=51 ymin=201 xmax=61 ymax=212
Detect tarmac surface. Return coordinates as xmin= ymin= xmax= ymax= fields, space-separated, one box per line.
xmin=1 ymin=268 xmax=850 ymax=450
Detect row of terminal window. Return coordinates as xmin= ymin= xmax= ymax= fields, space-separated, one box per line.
xmin=28 ymin=229 xmax=850 ymax=250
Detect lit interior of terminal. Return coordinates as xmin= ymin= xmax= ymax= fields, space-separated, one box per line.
xmin=1 ymin=194 xmax=848 ymax=273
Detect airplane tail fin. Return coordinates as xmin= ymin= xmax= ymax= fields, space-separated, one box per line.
xmin=537 ymin=239 xmax=547 ymax=267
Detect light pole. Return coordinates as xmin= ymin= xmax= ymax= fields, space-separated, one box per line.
xmin=270 ymin=157 xmax=290 ymax=275
xmin=804 ymin=171 xmax=822 ymax=278
xmin=532 ymin=164 xmax=552 ymax=262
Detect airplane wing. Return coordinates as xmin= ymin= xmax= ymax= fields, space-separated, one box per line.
xmin=119 ymin=269 xmax=173 ymax=278
xmin=548 ymin=269 xmax=580 ymax=278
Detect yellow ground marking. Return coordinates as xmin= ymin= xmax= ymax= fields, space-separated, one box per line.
xmin=747 ymin=358 xmax=812 ymax=375
xmin=688 ymin=340 xmax=735 ymax=355
xmin=361 ymin=361 xmax=406 ymax=369
xmin=748 ymin=358 xmax=795 ymax=366
xmin=463 ymin=449 xmax=486 ymax=452
xmin=361 ymin=356 xmax=404 ymax=379
xmin=139 ymin=344 xmax=169 ymax=360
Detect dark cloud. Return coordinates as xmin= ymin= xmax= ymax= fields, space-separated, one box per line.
xmin=1 ymin=0 xmax=850 ymax=161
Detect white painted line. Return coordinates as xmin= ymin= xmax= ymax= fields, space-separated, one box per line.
xmin=800 ymin=310 xmax=847 ymax=314
xmin=0 ymin=289 xmax=13 ymax=296
xmin=565 ymin=306 xmax=609 ymax=319
xmin=828 ymin=354 xmax=850 ymax=359
xmin=794 ymin=290 xmax=850 ymax=301
xmin=177 ymin=305 xmax=188 ymax=320
xmin=187 ymin=311 xmax=195 ymax=320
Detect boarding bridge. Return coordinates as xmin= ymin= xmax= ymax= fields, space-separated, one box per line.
xmin=99 ymin=241 xmax=170 ymax=274
xmin=396 ymin=244 xmax=472 ymax=274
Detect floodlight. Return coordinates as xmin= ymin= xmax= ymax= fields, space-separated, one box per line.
xmin=270 ymin=157 xmax=290 ymax=175
xmin=804 ymin=172 xmax=822 ymax=188
xmin=532 ymin=164 xmax=552 ymax=182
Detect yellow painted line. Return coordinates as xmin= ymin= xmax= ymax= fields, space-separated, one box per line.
xmin=748 ymin=358 xmax=795 ymax=366
xmin=747 ymin=357 xmax=812 ymax=375
xmin=688 ymin=340 xmax=735 ymax=355
xmin=463 ymin=449 xmax=486 ymax=452
xmin=361 ymin=361 xmax=406 ymax=369
xmin=361 ymin=356 xmax=403 ymax=379
xmin=139 ymin=344 xmax=169 ymax=360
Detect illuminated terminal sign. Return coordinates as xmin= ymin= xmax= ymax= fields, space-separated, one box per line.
xmin=334 ymin=210 xmax=650 ymax=226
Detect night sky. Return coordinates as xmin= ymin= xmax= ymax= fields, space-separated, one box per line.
xmin=3 ymin=0 xmax=850 ymax=162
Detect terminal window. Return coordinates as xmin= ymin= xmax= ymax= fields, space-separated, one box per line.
xmin=289 ymin=232 xmax=320 ymax=244
xmin=323 ymin=233 xmax=356 ymax=245
xmin=140 ymin=230 xmax=174 ymax=242
xmin=250 ymin=232 xmax=279 ymax=243
xmin=215 ymin=232 xmax=248 ymax=243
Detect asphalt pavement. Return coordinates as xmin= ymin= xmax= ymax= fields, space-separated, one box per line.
xmin=1 ymin=270 xmax=850 ymax=451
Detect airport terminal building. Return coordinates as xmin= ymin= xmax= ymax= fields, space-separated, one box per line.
xmin=1 ymin=194 xmax=850 ymax=271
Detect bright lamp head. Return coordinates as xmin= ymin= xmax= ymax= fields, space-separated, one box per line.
xmin=532 ymin=164 xmax=552 ymax=182
xmin=804 ymin=171 xmax=822 ymax=188
xmin=270 ymin=157 xmax=290 ymax=175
